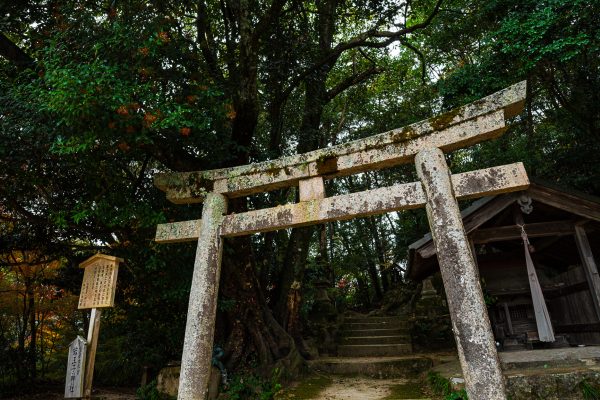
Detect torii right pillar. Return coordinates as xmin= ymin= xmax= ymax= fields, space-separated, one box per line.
xmin=416 ymin=147 xmax=507 ymax=400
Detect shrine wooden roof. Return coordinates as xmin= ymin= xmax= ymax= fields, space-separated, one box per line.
xmin=407 ymin=182 xmax=600 ymax=281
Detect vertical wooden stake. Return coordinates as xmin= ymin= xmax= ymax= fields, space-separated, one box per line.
xmin=416 ymin=147 xmax=506 ymax=400
xmin=178 ymin=193 xmax=227 ymax=400
xmin=83 ymin=308 xmax=102 ymax=399
xmin=575 ymin=224 xmax=600 ymax=320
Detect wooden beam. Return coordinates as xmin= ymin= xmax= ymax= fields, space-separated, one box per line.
xmin=417 ymin=194 xmax=521 ymax=259
xmin=529 ymin=185 xmax=600 ymax=221
xmin=155 ymin=82 xmax=526 ymax=204
xmin=554 ymin=322 xmax=600 ymax=333
xmin=155 ymin=162 xmax=528 ymax=243
xmin=83 ymin=308 xmax=101 ymax=399
xmin=470 ymin=220 xmax=575 ymax=244
xmin=574 ymin=225 xmax=600 ymax=320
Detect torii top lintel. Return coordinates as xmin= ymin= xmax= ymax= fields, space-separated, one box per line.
xmin=155 ymin=81 xmax=526 ymax=204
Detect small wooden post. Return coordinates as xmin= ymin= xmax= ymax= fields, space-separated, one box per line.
xmin=83 ymin=308 xmax=102 ymax=399
xmin=574 ymin=224 xmax=600 ymax=320
xmin=178 ymin=193 xmax=227 ymax=400
xmin=416 ymin=147 xmax=506 ymax=400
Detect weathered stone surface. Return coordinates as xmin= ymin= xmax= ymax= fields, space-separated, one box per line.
xmin=155 ymin=162 xmax=528 ymax=243
xmin=506 ymin=370 xmax=600 ymax=400
xmin=299 ymin=176 xmax=325 ymax=201
xmin=157 ymin=365 xmax=180 ymax=397
xmin=155 ymin=82 xmax=526 ymax=204
xmin=416 ymin=147 xmax=507 ymax=400
xmin=155 ymin=220 xmax=204 ymax=244
xmin=178 ymin=193 xmax=227 ymax=400
xmin=219 ymin=162 xmax=527 ymax=237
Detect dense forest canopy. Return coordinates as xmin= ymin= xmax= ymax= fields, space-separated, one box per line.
xmin=0 ymin=0 xmax=598 ymax=391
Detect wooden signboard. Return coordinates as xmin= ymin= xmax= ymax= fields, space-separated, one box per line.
xmin=78 ymin=254 xmax=123 ymax=309
xmin=64 ymin=336 xmax=87 ymax=398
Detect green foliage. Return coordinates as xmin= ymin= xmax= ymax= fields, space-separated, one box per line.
xmin=137 ymin=380 xmax=176 ymax=400
xmin=427 ymin=372 xmax=468 ymax=399
xmin=427 ymin=371 xmax=452 ymax=396
xmin=579 ymin=379 xmax=600 ymax=400
xmin=445 ymin=389 xmax=468 ymax=400
xmin=222 ymin=369 xmax=282 ymax=400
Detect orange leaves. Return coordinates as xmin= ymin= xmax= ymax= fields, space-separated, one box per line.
xmin=143 ymin=112 xmax=158 ymax=127
xmin=180 ymin=127 xmax=191 ymax=136
xmin=116 ymin=105 xmax=129 ymax=116
xmin=157 ymin=31 xmax=170 ymax=43
xmin=117 ymin=142 xmax=130 ymax=152
xmin=225 ymin=103 xmax=237 ymax=120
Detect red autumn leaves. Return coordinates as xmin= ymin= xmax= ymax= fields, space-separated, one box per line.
xmin=112 ymin=103 xmax=191 ymax=137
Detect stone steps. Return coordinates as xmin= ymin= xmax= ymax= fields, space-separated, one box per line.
xmin=341 ymin=335 xmax=410 ymax=345
xmin=344 ymin=316 xmax=407 ymax=323
xmin=337 ymin=314 xmax=413 ymax=358
xmin=308 ymin=356 xmax=433 ymax=379
xmin=343 ymin=327 xmax=409 ymax=337
xmin=342 ymin=321 xmax=410 ymax=330
xmin=338 ymin=343 xmax=412 ymax=357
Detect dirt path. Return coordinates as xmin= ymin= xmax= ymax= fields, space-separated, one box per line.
xmin=279 ymin=375 xmax=429 ymax=400
xmin=3 ymin=387 xmax=137 ymax=400
xmin=317 ymin=377 xmax=395 ymax=399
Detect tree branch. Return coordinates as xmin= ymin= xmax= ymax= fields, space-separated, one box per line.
xmin=326 ymin=65 xmax=384 ymax=101
xmin=280 ymin=0 xmax=443 ymax=101
xmin=196 ymin=0 xmax=226 ymax=85
xmin=401 ymin=39 xmax=427 ymax=84
xmin=0 ymin=33 xmax=35 ymax=68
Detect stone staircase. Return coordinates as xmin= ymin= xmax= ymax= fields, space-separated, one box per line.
xmin=338 ymin=315 xmax=412 ymax=357
xmin=309 ymin=314 xmax=433 ymax=378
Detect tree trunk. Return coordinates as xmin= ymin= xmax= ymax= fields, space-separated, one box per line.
xmin=366 ymin=217 xmax=390 ymax=292
xmin=28 ymin=284 xmax=36 ymax=381
xmin=220 ymin=227 xmax=302 ymax=374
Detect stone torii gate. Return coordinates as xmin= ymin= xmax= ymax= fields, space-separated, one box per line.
xmin=154 ymin=81 xmax=529 ymax=400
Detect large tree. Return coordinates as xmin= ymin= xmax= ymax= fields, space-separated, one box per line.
xmin=0 ymin=0 xmax=444 ymax=382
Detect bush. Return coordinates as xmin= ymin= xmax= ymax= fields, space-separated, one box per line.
xmin=221 ymin=369 xmax=282 ymax=400
xmin=136 ymin=380 xmax=175 ymax=400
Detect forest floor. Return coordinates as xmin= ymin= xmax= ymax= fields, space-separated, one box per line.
xmin=2 ymin=385 xmax=137 ymax=400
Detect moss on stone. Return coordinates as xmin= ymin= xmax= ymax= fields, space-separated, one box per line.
xmin=383 ymin=382 xmax=424 ymax=399
xmin=429 ymin=107 xmax=462 ymax=131
xmin=277 ymin=375 xmax=333 ymax=399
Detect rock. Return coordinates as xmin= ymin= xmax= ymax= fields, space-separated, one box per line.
xmin=156 ymin=364 xmax=221 ymax=399
xmin=157 ymin=365 xmax=179 ymax=398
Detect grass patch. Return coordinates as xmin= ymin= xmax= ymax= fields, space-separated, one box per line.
xmin=383 ymin=382 xmax=424 ymax=399
xmin=276 ymin=374 xmax=333 ymax=399
xmin=580 ymin=379 xmax=600 ymax=400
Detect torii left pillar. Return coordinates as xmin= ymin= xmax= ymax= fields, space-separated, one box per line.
xmin=178 ymin=193 xmax=227 ymax=400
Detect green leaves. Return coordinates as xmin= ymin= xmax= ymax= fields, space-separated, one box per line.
xmin=496 ymin=0 xmax=596 ymax=72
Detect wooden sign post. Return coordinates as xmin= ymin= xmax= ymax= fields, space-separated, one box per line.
xmin=154 ymin=82 xmax=529 ymax=400
xmin=64 ymin=336 xmax=87 ymax=398
xmin=71 ymin=254 xmax=123 ymax=399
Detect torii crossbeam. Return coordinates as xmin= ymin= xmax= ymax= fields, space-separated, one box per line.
xmin=154 ymin=81 xmax=528 ymax=400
